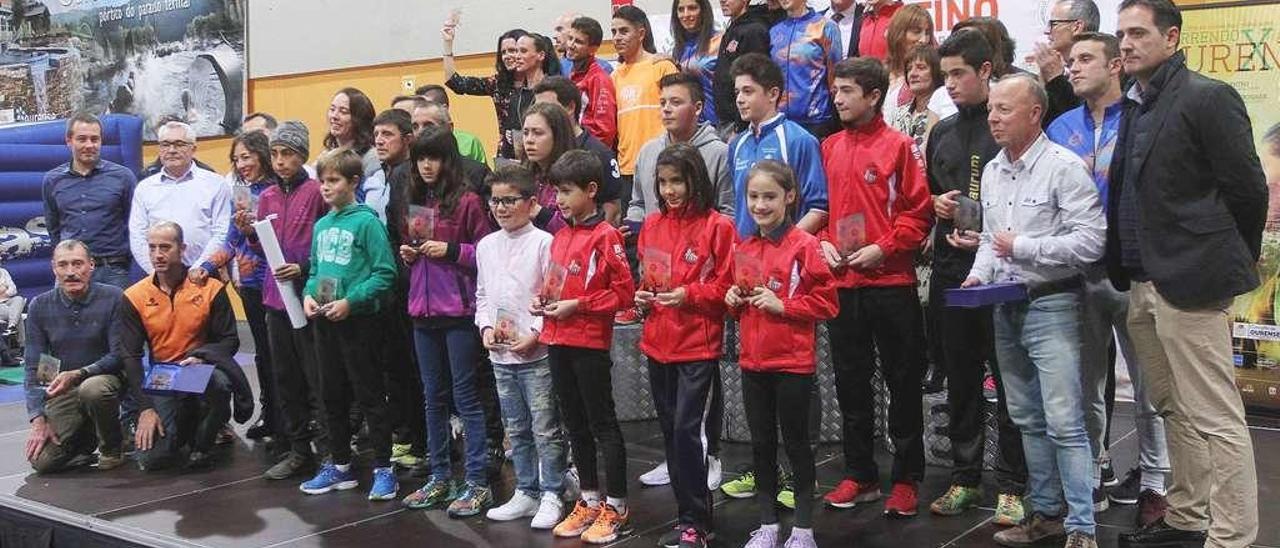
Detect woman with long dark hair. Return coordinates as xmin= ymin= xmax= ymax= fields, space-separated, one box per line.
xmin=323 ymin=87 xmax=380 ymax=177
xmin=670 ymin=0 xmax=720 ymax=126
xmin=398 ymin=127 xmax=495 ymax=517
xmin=519 ymin=102 xmax=577 ymax=233
xmin=443 ymin=14 xmax=560 ymax=160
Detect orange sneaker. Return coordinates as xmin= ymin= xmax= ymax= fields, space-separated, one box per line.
xmin=553 ymin=499 xmax=600 ymax=538
xmin=581 ymin=503 xmax=630 ymax=544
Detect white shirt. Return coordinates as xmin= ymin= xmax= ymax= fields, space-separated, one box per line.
xmin=969 ymin=133 xmax=1106 ymax=287
xmin=130 ymin=164 xmax=232 ymax=273
xmin=474 ymin=221 xmax=553 ymax=365
xmin=362 ymin=169 xmax=391 ymax=224
xmin=822 ymin=4 xmax=858 ymax=57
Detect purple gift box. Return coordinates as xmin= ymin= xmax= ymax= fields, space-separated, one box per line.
xmin=944 ymin=282 xmax=1028 ymax=308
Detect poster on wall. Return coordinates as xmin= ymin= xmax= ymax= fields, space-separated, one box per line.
xmin=1204 ymin=2 xmax=1280 ymax=410
xmin=0 ymin=0 xmax=245 ymax=140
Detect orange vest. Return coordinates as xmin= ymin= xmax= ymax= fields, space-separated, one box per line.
xmin=124 ymin=276 xmax=224 ymax=363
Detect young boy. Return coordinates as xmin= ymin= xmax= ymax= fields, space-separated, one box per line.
xmin=476 ymin=165 xmax=570 ymax=529
xmin=537 ymin=150 xmax=636 ymax=544
xmin=564 ymin=16 xmax=618 ymax=149
xmin=299 ymin=148 xmax=399 ymax=501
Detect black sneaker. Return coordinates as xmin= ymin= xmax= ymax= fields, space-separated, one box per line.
xmin=676 ymin=526 xmax=706 ymax=548
xmin=185 ymin=451 xmax=214 ymax=471
xmin=246 ymin=420 xmax=272 ymax=440
xmin=1093 ymin=486 xmax=1109 ymax=513
xmin=1108 ymin=467 xmax=1141 ymax=505
xmin=1100 ymin=460 xmax=1117 ymax=487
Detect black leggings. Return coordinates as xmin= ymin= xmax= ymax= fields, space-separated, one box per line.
xmin=549 ymin=345 xmax=628 ymax=498
xmin=742 ymin=370 xmax=816 ymax=528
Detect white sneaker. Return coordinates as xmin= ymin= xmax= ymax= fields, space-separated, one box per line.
xmin=706 ymin=456 xmax=722 ymax=491
xmin=530 ymin=492 xmax=564 ymax=529
xmin=640 ymin=461 xmax=671 ymax=486
xmin=485 ymin=491 xmax=539 ymax=521
xmin=563 ymin=467 xmax=581 ymax=501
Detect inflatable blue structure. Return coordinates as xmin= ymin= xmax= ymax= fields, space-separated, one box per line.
xmin=0 ymin=115 xmax=144 ymax=299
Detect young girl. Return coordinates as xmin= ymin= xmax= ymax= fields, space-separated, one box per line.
xmin=397 ymin=127 xmax=496 ymax=518
xmin=726 ymin=160 xmax=837 ymax=548
xmin=300 ymin=148 xmax=398 ymax=500
xmin=635 ymin=144 xmax=735 ymax=547
xmin=670 ymin=0 xmax=721 ymax=126
xmin=322 ymin=88 xmax=380 ymax=178
xmin=521 ymin=102 xmax=577 ymax=233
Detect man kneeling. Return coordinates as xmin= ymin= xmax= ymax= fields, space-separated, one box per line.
xmin=24 ymin=240 xmax=126 ymax=473
xmin=119 ymin=222 xmax=253 ymax=471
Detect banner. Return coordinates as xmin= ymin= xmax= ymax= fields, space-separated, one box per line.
xmin=0 ymin=0 xmax=244 ymax=140
xmin=1192 ymin=2 xmax=1280 ymax=410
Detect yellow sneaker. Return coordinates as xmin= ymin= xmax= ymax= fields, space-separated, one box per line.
xmin=581 ymin=503 xmax=630 ymax=544
xmin=553 ymin=500 xmax=600 ymax=538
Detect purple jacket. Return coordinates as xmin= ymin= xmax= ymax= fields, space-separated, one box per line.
xmin=252 ymin=175 xmax=328 ymax=312
xmin=407 ymin=191 xmax=493 ymax=319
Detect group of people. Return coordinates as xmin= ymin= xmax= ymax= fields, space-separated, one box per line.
xmin=15 ymin=0 xmax=1267 ymax=547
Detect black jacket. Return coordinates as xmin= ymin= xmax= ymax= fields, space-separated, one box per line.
xmin=1105 ymin=51 xmax=1268 ymax=308
xmin=925 ymin=101 xmax=1001 ymax=280
xmin=713 ymin=5 xmax=773 ymax=131
xmin=1043 ymin=74 xmax=1081 ymax=129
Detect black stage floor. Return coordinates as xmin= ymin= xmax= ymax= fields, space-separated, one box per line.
xmin=1 ymin=358 xmax=1278 ymax=547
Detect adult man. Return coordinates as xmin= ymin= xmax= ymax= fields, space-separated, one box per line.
xmin=1109 ymin=1 xmax=1266 ymax=546
xmin=622 ymin=71 xmax=731 ymax=491
xmin=963 ymin=74 xmax=1105 ymax=548
xmin=1029 ymin=0 xmax=1098 ymax=126
xmin=128 ymin=121 xmax=232 ymax=286
xmin=564 ymin=16 xmax=618 ymax=149
xmin=1045 ymin=32 xmax=1169 ymax=526
xmin=42 ymin=113 xmax=138 ymax=288
xmin=23 ymin=241 xmax=125 ymax=473
xmin=121 ymin=222 xmax=252 ymax=471
xmin=141 ymin=118 xmax=218 ymax=179
xmin=712 ymin=0 xmax=771 ymax=139
xmin=925 ymin=29 xmax=1027 ymax=524
xmin=531 ymin=76 xmax=625 ymax=223
xmin=241 ymin=112 xmax=279 ymax=135
xmin=727 ymin=53 xmax=828 ymax=236
xmin=413 ymin=86 xmax=490 ymax=166
xmin=363 ymin=109 xmax=414 ymax=222
xmin=820 ymin=0 xmax=860 ymax=60
xmin=819 ymin=57 xmax=931 ymax=517
xmin=627 ymin=72 xmax=733 ymax=222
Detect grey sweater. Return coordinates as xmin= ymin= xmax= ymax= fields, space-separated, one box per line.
xmin=626 ymin=123 xmax=733 ymax=222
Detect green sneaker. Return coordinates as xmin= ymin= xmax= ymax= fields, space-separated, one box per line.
xmin=446 ymin=481 xmax=492 ymax=518
xmin=392 ymin=453 xmax=425 ymax=468
xmin=930 ymin=485 xmax=982 ymax=516
xmin=776 ymin=472 xmax=796 ymax=510
xmin=391 ymin=443 xmax=412 ymax=460
xmin=993 ymin=492 xmax=1026 ymax=526
xmin=721 ymin=469 xmax=757 ymax=499
xmin=402 ymin=477 xmax=455 ymax=509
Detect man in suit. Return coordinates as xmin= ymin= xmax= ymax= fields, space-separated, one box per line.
xmin=1107 ymin=1 xmax=1266 ymax=547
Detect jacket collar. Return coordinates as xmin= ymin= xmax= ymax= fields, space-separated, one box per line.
xmin=566 ymin=210 xmax=606 ymax=228
xmin=1133 ymin=50 xmax=1185 ymax=105
xmin=845 ymin=116 xmax=887 ymax=138
xmin=759 ymin=219 xmax=794 ymax=243
xmin=956 ymin=100 xmax=989 ymax=119
xmin=750 ymin=113 xmax=786 ymax=138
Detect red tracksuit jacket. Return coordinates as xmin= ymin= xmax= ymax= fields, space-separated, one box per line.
xmin=731 ymin=223 xmax=839 ymax=374
xmin=636 ymin=208 xmax=736 ymax=363
xmin=540 ymin=213 xmax=635 ymax=350
xmin=819 ymin=117 xmax=933 ymax=289
xmin=572 ymin=60 xmax=619 ymax=149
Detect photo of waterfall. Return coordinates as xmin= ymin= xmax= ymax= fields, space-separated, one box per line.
xmin=0 ymin=0 xmax=244 ymax=139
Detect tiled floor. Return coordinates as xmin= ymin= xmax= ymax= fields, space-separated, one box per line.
xmin=1 ymin=354 xmax=1278 ymax=547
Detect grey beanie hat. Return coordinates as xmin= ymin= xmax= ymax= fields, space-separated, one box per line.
xmin=271 ymin=120 xmax=310 ymax=161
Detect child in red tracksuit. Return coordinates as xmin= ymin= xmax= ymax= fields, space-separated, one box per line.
xmin=634 ymin=144 xmax=736 ymax=546
xmin=726 ymin=160 xmax=838 ymax=548
xmin=534 ymin=150 xmax=636 ymax=544
xmin=818 ymin=58 xmax=934 ymax=516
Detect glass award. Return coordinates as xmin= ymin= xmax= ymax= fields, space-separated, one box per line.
xmin=540 ymin=263 xmax=567 ymax=306
xmin=733 ymin=251 xmax=765 ymax=291
xmin=316 ymin=276 xmax=342 ymax=305
xmin=493 ymin=307 xmax=520 ymax=347
xmin=233 ymin=185 xmax=258 ymax=215
xmin=954 ymin=195 xmax=983 ymax=233
xmin=640 ymin=247 xmax=673 ymax=293
xmin=405 ymin=205 xmax=436 ymax=245
xmin=36 ymin=353 xmax=61 ymax=386
xmin=835 ymin=213 xmax=867 ymax=257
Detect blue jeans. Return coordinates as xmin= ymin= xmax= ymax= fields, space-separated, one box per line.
xmin=993 ymin=292 xmax=1095 ymax=534
xmin=413 ymin=324 xmax=488 ymax=485
xmin=493 ymin=359 xmax=567 ymax=497
xmin=91 ymin=261 xmax=133 ymax=288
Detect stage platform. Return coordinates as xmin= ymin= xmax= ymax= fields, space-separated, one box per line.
xmin=1 ymin=354 xmax=1279 ymax=547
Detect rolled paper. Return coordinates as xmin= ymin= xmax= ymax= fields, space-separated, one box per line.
xmin=252 ymin=215 xmax=307 ymax=329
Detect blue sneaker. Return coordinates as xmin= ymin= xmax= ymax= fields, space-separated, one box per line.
xmin=300 ymin=463 xmax=358 ymax=495
xmin=368 ymin=467 xmax=399 ymax=501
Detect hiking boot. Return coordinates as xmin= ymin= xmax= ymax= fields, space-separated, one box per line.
xmin=993 ymin=512 xmax=1066 ymax=547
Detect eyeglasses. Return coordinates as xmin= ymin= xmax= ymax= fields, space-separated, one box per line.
xmin=489 ymin=196 xmax=530 ymax=208
xmin=158 ymin=141 xmax=193 ymax=150
xmin=1047 ymin=19 xmax=1078 ymax=30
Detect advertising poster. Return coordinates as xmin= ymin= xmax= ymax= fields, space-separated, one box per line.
xmin=0 ymin=0 xmax=244 ymax=139
xmin=1199 ymin=2 xmax=1280 ymax=410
